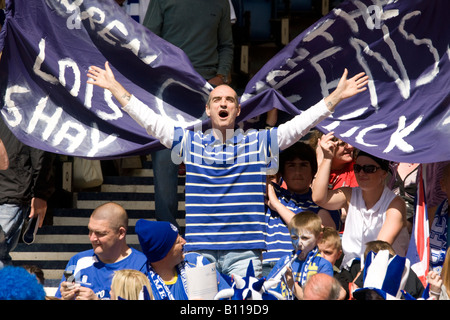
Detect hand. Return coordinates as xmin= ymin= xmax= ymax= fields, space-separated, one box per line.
xmin=335 ymin=68 xmax=369 ymax=101
xmin=60 ymin=281 xmax=79 ymax=300
xmin=208 ymin=75 xmax=227 ymax=87
xmin=29 ymin=197 xmax=47 ymax=228
xmin=87 ymin=61 xmax=116 ymax=91
xmin=87 ymin=61 xmax=131 ymax=106
xmin=74 ymin=286 xmax=100 ymax=300
xmin=318 ymin=132 xmax=338 ymax=160
xmin=285 ymin=267 xmax=294 ymax=290
xmin=325 ymin=68 xmax=369 ymax=111
xmin=427 ymin=271 xmax=442 ymax=297
xmin=266 ymin=182 xmax=280 ymax=211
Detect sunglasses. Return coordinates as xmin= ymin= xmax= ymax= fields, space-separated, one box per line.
xmin=353 ymin=164 xmax=381 ymax=174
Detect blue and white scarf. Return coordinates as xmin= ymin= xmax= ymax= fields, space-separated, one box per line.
xmin=147 ymin=261 xmax=190 ymax=300
xmin=277 ymin=247 xmax=320 ymax=299
xmin=430 ymin=199 xmax=449 ymax=273
xmin=297 ymin=247 xmax=320 ymax=286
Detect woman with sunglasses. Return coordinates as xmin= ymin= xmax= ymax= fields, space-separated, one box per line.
xmin=311 ymin=132 xmax=409 ymax=271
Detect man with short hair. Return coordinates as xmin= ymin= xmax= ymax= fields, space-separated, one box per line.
xmin=87 ymin=62 xmax=368 ymax=278
xmin=55 ymin=202 xmax=147 ymax=300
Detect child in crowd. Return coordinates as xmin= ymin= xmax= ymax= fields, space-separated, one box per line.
xmin=317 ymin=227 xmax=347 ymax=299
xmin=317 ymin=227 xmax=343 ymax=273
xmin=267 ymin=211 xmax=333 ymax=300
xmin=263 ymin=142 xmax=337 ymax=276
xmin=110 ymin=269 xmax=153 ymax=300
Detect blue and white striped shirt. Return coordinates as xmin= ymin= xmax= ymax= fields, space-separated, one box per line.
xmin=122 ymin=94 xmax=332 ymax=252
xmin=173 ymin=127 xmax=278 ymax=251
xmin=264 ymin=184 xmax=326 ymax=263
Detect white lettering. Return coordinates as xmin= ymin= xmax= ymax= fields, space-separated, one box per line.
xmin=355 ymin=123 xmax=387 ymax=147
xmin=87 ymin=123 xmax=118 ymax=157
xmin=53 ymin=121 xmax=87 ymax=153
xmin=383 ymin=115 xmax=423 ymax=153
xmin=27 ymin=96 xmax=63 ymax=141
xmin=33 ymin=39 xmax=58 ymax=84
xmin=58 ymin=58 xmax=81 ymax=97
xmin=3 ymin=85 xmax=27 ymax=126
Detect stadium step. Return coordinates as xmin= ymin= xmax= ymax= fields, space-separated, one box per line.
xmin=11 ymin=159 xmax=186 ymax=296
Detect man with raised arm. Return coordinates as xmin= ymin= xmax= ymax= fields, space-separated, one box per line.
xmin=87 ymin=62 xmax=368 ymax=278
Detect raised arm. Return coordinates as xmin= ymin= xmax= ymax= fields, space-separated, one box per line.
xmin=311 ymin=132 xmax=349 ymax=211
xmin=86 ymin=62 xmax=174 ymax=149
xmin=377 ymin=195 xmax=407 ymax=244
xmin=323 ymin=68 xmax=368 ymax=112
xmin=87 ymin=61 xmax=132 ymax=106
xmin=277 ymin=69 xmax=368 ymax=150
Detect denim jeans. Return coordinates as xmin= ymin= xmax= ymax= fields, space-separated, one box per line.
xmin=195 ymin=249 xmax=263 ymax=278
xmin=0 ymin=203 xmax=29 ymax=268
xmin=151 ymin=148 xmax=180 ymax=228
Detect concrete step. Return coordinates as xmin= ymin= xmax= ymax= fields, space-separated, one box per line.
xmin=11 ymin=157 xmax=187 ymax=295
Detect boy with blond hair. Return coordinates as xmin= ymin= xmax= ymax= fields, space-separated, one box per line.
xmin=267 ymin=211 xmax=333 ymax=299
xmin=318 ymin=227 xmax=343 ymax=272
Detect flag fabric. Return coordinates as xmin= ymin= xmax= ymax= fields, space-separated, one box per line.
xmin=405 ymin=164 xmax=430 ymax=287
xmin=0 ymin=0 xmax=449 ymax=163
xmin=241 ymin=0 xmax=450 ymax=164
xmin=0 ymin=0 xmax=210 ymax=159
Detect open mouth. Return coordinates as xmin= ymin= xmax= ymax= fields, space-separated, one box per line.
xmin=219 ymin=110 xmax=229 ymax=119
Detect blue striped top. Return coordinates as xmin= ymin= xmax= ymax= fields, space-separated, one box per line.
xmin=263 ymin=184 xmax=323 ymax=263
xmin=172 ymin=127 xmax=278 ymax=251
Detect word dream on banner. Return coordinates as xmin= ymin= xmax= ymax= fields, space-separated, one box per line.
xmin=0 ymin=0 xmax=449 ymax=163
xmin=0 ymin=0 xmax=210 ymax=158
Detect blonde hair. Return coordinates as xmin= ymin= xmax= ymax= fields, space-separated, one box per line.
xmin=110 ymin=269 xmax=153 ymax=300
xmin=318 ymin=227 xmax=342 ymax=251
xmin=288 ymin=211 xmax=322 ymax=236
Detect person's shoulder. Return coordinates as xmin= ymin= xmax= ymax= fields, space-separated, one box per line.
xmin=184 ymin=252 xmax=210 ymax=265
xmin=128 ymin=247 xmax=148 ymax=262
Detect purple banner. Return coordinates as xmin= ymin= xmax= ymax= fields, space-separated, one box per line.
xmin=242 ymin=0 xmax=450 ymax=163
xmin=0 ymin=0 xmax=449 ymax=163
xmin=0 ymin=0 xmax=209 ymax=158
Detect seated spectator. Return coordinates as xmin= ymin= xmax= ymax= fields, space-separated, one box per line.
xmin=263 ymin=142 xmax=337 ymax=276
xmin=387 ymin=162 xmax=419 ymax=234
xmin=426 ymin=161 xmax=450 ymax=219
xmin=310 ymin=130 xmax=358 ymax=190
xmin=0 ymin=266 xmax=46 ymax=300
xmin=22 ymin=264 xmax=45 ymax=285
xmin=110 ymin=269 xmax=153 ymax=300
xmin=267 ymin=211 xmax=333 ymax=300
xmin=350 ymin=241 xmax=424 ymax=300
xmin=310 ymin=131 xmax=359 ymax=232
xmin=352 ymin=249 xmax=410 ymax=300
xmin=303 ymin=273 xmax=342 ymax=300
xmin=55 ymin=202 xmax=147 ymax=300
xmin=312 ymin=138 xmax=409 ymax=271
xmin=135 ymin=219 xmax=230 ymax=300
xmin=317 ymin=226 xmax=343 ymax=272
